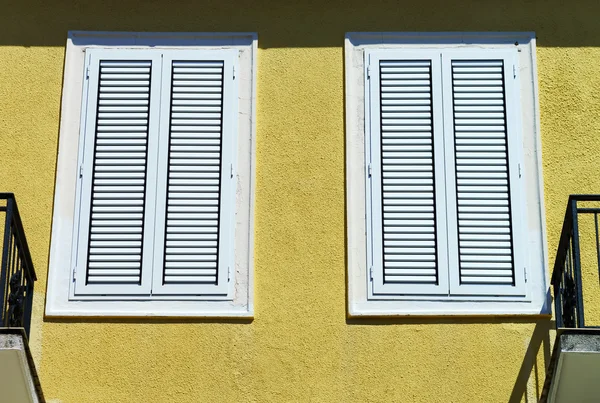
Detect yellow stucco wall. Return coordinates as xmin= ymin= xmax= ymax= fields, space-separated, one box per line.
xmin=2 ymin=0 xmax=600 ymax=401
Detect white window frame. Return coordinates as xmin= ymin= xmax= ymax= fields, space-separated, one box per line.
xmin=345 ymin=32 xmax=550 ymax=316
xmin=366 ymin=50 xmax=451 ymax=297
xmin=46 ymin=31 xmax=257 ymax=317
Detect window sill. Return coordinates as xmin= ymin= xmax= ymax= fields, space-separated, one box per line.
xmin=348 ymin=298 xmax=551 ymax=317
xmin=44 ymin=299 xmax=254 ymax=318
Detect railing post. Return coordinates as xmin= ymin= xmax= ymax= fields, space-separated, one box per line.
xmin=570 ymin=198 xmax=585 ymax=327
xmin=554 ymin=280 xmax=563 ymax=328
xmin=22 ymin=281 xmax=33 ymax=338
xmin=595 ymin=213 xmax=600 ymax=286
xmin=0 ymin=198 xmax=13 ymax=328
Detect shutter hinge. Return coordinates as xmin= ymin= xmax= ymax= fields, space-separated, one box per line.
xmin=230 ymin=163 xmax=234 ymax=178
xmin=228 ymin=266 xmax=231 ymax=282
xmin=524 ymin=267 xmax=528 ymax=283
xmin=369 ymin=266 xmax=373 ymax=281
xmin=85 ymin=66 xmax=90 ymax=80
xmin=233 ymin=65 xmax=236 ymax=80
xmin=367 ymin=65 xmax=371 ymax=79
xmin=513 ymin=64 xmax=517 ymax=79
xmin=368 ymin=163 xmax=372 ymax=178
xmin=79 ymin=164 xmax=84 ymax=178
xmin=518 ymin=163 xmax=522 ymax=178
xmin=72 ymin=267 xmax=76 ymax=281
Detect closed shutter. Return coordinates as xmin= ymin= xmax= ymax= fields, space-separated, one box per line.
xmin=74 ymin=50 xmax=162 ymax=295
xmin=367 ymin=50 xmax=449 ymax=296
xmin=442 ymin=50 xmax=526 ymax=296
xmin=152 ymin=51 xmax=238 ymax=295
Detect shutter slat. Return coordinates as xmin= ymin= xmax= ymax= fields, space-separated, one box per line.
xmin=91 ymin=227 xmax=142 ymax=233
xmin=162 ymin=60 xmax=224 ymax=286
xmin=459 ymin=233 xmax=511 ymax=241
xmin=89 ymin=261 xmax=140 ymax=268
xmin=459 ymin=226 xmax=510 ymax=234
xmin=379 ymin=59 xmax=439 ymax=286
xmin=384 ymin=205 xmax=434 ymax=212
xmin=380 ymin=67 xmax=430 ymax=73
xmin=451 ymin=59 xmax=515 ymax=287
xmin=385 ymin=276 xmax=438 ymax=283
xmin=89 ymin=253 xmax=141 ymax=260
xmin=90 ymin=235 xmax=142 ymax=241
xmin=460 ymin=276 xmax=513 ymax=284
xmin=88 ymin=277 xmax=140 ymax=283
xmin=90 ymin=241 xmax=141 ymax=247
xmin=167 ymin=233 xmax=218 ymax=240
xmin=88 ymin=270 xmax=142 ymax=276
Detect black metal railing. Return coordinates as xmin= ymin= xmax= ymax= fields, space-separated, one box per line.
xmin=551 ymin=195 xmax=600 ymax=328
xmin=0 ymin=193 xmax=36 ymax=337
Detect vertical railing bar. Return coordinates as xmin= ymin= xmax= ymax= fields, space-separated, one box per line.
xmin=8 ymin=225 xmax=16 ymax=327
xmin=567 ymin=222 xmax=574 ymax=326
xmin=571 ymin=199 xmax=585 ymax=327
xmin=561 ymin=246 xmax=574 ymax=325
xmin=569 ymin=222 xmax=577 ymax=327
xmin=6 ymin=211 xmax=15 ymax=327
xmin=567 ymin=243 xmax=572 ymax=280
xmin=11 ymin=225 xmax=17 ymax=277
xmin=2 ymin=228 xmax=9 ymax=326
xmin=0 ymin=198 xmax=12 ymax=327
xmin=23 ymin=280 xmax=32 ymax=338
xmin=18 ymin=245 xmax=24 ymax=327
xmin=554 ymin=278 xmax=563 ymax=328
xmin=11 ymin=201 xmax=35 ymax=283
xmin=596 ymin=213 xmax=600 ymax=287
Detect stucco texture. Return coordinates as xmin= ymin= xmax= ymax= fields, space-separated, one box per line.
xmin=2 ymin=0 xmax=600 ymax=401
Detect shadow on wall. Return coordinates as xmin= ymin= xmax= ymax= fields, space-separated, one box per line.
xmin=508 ymin=319 xmax=553 ymax=403
xmin=347 ymin=316 xmax=554 ymax=402
xmin=1 ymin=0 xmax=600 ymax=48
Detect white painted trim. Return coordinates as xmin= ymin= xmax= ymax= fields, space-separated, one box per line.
xmin=150 ymin=49 xmax=238 ymax=297
xmin=46 ymin=300 xmax=253 ymax=318
xmin=345 ymin=36 xmax=369 ymax=318
xmin=69 ymin=31 xmax=258 ymax=47
xmin=366 ymin=50 xmax=450 ymax=296
xmin=442 ymin=48 xmax=527 ymax=297
xmin=73 ymin=49 xmax=163 ymax=296
xmin=349 ymin=299 xmax=548 ymax=317
xmin=529 ymin=37 xmax=552 ymax=314
xmin=46 ymin=31 xmax=257 ymax=317
xmin=346 ymin=32 xmax=536 ymax=46
xmin=345 ymin=32 xmax=549 ymax=316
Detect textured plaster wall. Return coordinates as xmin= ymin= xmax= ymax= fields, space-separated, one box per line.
xmin=2 ymin=0 xmax=600 ymax=401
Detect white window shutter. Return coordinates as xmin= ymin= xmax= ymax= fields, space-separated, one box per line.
xmin=74 ymin=50 xmax=163 ymax=295
xmin=152 ymin=50 xmax=238 ymax=296
xmin=366 ymin=50 xmax=450 ymax=296
xmin=442 ymin=49 xmax=526 ymax=297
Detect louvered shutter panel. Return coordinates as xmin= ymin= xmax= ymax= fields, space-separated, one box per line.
xmin=74 ymin=50 xmax=162 ymax=295
xmin=442 ymin=50 xmax=526 ymax=296
xmin=367 ymin=51 xmax=450 ymax=296
xmin=152 ymin=51 xmax=238 ymax=295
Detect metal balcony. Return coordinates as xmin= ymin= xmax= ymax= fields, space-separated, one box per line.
xmin=542 ymin=195 xmax=600 ymax=402
xmin=0 ymin=193 xmax=36 ymax=336
xmin=0 ymin=193 xmax=43 ymax=402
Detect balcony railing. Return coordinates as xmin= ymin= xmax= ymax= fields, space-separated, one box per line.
xmin=551 ymin=194 xmax=600 ymax=329
xmin=542 ymin=195 xmax=600 ymax=402
xmin=0 ymin=194 xmax=36 ymax=338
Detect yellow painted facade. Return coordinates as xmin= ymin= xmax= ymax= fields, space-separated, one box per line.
xmin=1 ymin=0 xmax=600 ymax=401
